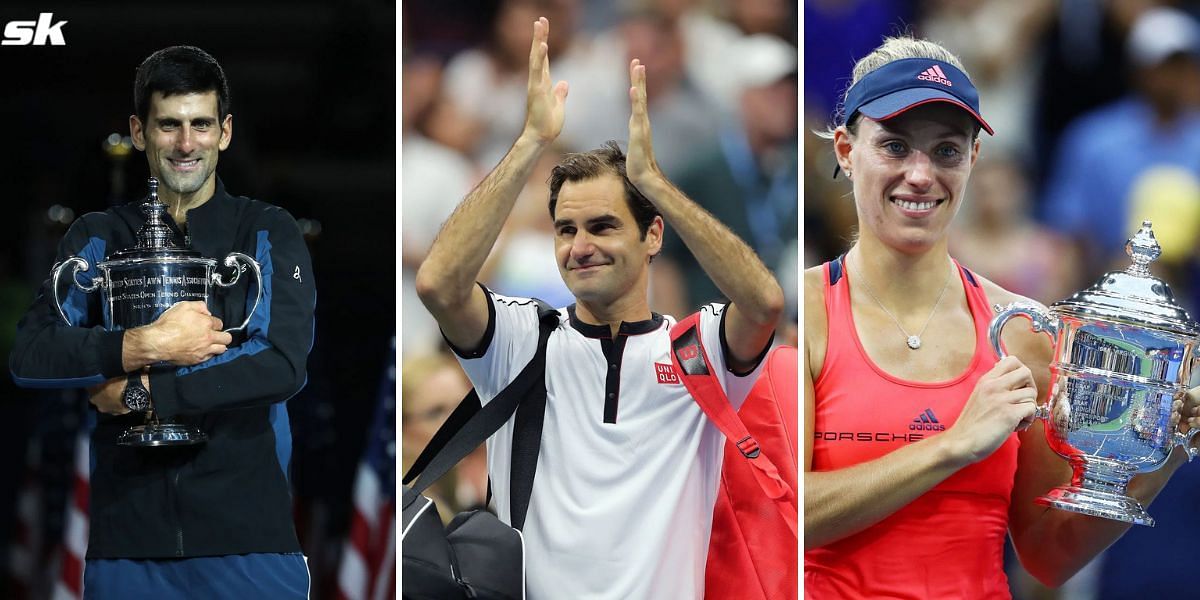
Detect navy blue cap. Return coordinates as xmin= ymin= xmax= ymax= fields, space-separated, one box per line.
xmin=840 ymin=57 xmax=993 ymax=134
xmin=834 ymin=58 xmax=992 ymax=178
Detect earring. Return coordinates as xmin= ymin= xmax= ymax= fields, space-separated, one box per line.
xmin=845 ymin=170 xmax=852 ymax=179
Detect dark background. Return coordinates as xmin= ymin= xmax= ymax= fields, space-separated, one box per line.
xmin=0 ymin=2 xmax=395 ymax=598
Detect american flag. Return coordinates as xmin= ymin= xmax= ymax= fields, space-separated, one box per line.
xmin=337 ymin=338 xmax=396 ymax=600
xmin=52 ymin=425 xmax=89 ymax=600
xmin=8 ymin=436 xmax=44 ymax=600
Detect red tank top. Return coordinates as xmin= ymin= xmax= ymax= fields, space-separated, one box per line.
xmin=805 ymin=256 xmax=1019 ymax=600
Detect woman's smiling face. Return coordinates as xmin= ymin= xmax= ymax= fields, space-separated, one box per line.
xmin=836 ymin=102 xmax=980 ymax=253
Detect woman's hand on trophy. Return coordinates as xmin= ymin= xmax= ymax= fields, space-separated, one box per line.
xmin=1180 ymin=387 xmax=1200 ymax=454
xmin=1184 ymin=387 xmax=1200 ymax=430
xmin=138 ymin=301 xmax=233 ymax=366
xmin=87 ymin=377 xmax=130 ymax=415
xmin=942 ymin=356 xmax=1039 ymax=466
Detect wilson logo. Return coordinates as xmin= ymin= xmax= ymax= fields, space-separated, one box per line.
xmin=916 ymin=64 xmax=952 ymax=87
xmin=654 ymin=362 xmax=679 ymax=384
xmin=2 ymin=13 xmax=67 ymax=46
xmin=911 ymin=408 xmax=946 ymax=431
xmin=677 ymin=344 xmax=700 ymax=361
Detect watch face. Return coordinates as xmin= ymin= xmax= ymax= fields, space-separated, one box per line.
xmin=124 ymin=387 xmax=151 ymax=412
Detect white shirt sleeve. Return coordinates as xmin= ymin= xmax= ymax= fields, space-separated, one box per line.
xmin=696 ymin=302 xmax=768 ymax=410
xmin=450 ymin=288 xmax=547 ymax=405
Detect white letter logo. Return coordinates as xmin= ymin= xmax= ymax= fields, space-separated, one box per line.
xmin=2 ymin=13 xmax=68 ymax=46
xmin=293 ymin=266 xmax=302 ymax=283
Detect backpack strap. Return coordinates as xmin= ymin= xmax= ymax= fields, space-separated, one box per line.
xmin=670 ymin=312 xmax=797 ymax=538
xmin=402 ymin=389 xmax=481 ymax=486
xmin=508 ymin=299 xmax=557 ymax=530
xmin=402 ymin=299 xmax=559 ymax=533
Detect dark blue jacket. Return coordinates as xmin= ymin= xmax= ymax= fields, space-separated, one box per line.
xmin=9 ymin=179 xmax=315 ymax=559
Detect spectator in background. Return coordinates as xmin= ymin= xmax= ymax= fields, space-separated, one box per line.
xmin=728 ymin=0 xmax=795 ymax=43
xmin=442 ymin=0 xmax=628 ymax=165
xmin=401 ymin=353 xmax=487 ymax=521
xmin=950 ymin=154 xmax=1083 ymax=305
xmin=402 ymin=54 xmax=479 ymax=355
xmin=615 ymin=9 xmax=720 ymax=178
xmin=919 ymin=0 xmax=1055 ymax=161
xmin=1041 ymin=6 xmax=1200 ymax=296
xmin=1029 ymin=0 xmax=1147 ymax=192
xmin=657 ymin=34 xmax=797 ymax=321
xmin=552 ymin=5 xmax=724 ymax=180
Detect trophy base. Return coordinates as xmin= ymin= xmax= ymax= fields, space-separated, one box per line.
xmin=118 ymin=423 xmax=208 ymax=447
xmin=1036 ymin=485 xmax=1154 ymax=527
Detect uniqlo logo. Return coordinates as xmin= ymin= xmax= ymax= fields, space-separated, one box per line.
xmin=654 ymin=362 xmax=679 ymax=384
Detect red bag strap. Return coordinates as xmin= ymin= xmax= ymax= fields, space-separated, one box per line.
xmin=670 ymin=313 xmax=798 ymax=537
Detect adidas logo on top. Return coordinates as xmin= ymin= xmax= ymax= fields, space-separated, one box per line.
xmin=910 ymin=408 xmax=946 ymax=431
xmin=916 ymin=64 xmax=953 ymax=87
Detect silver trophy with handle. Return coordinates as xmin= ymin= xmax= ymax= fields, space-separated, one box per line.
xmin=51 ymin=177 xmax=262 ymax=447
xmin=989 ymin=221 xmax=1199 ymax=525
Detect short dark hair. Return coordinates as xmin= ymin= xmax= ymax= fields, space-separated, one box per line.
xmin=547 ymin=141 xmax=660 ymax=239
xmin=133 ymin=46 xmax=230 ymax=123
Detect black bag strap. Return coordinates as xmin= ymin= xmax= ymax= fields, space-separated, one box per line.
xmin=402 ymin=299 xmax=558 ymax=531
xmin=402 ymin=389 xmax=482 ymax=485
xmin=508 ymin=301 xmax=551 ymax=529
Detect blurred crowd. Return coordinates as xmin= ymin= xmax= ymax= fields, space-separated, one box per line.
xmin=807 ymin=1 xmax=1200 ymax=599
xmin=402 ymin=0 xmax=799 ymax=515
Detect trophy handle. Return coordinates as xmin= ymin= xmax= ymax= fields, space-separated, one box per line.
xmin=51 ymin=257 xmax=103 ymax=325
xmin=212 ymin=252 xmax=263 ymax=334
xmin=990 ymin=302 xmax=1060 ymax=421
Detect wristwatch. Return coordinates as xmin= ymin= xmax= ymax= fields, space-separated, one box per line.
xmin=122 ymin=372 xmax=151 ymax=412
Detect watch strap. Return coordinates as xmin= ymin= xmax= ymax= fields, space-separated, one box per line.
xmin=123 ymin=371 xmax=151 ymax=412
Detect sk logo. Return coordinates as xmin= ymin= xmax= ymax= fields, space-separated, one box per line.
xmin=293 ymin=266 xmax=302 ymax=283
xmin=2 ymin=13 xmax=67 ymax=46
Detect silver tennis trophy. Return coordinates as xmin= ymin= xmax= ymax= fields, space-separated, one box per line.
xmin=51 ymin=177 xmax=263 ymax=447
xmin=989 ymin=221 xmax=1199 ymax=526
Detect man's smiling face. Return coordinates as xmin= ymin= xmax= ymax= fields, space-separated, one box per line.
xmin=131 ymin=90 xmax=231 ymax=199
xmin=553 ymin=173 xmax=662 ymax=307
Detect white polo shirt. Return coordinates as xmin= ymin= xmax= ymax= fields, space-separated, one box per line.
xmin=450 ymin=289 xmax=764 ymax=600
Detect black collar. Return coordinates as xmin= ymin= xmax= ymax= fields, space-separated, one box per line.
xmin=567 ymin=304 xmax=664 ymax=338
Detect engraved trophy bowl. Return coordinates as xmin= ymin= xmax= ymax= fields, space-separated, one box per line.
xmin=50 ymin=177 xmax=263 ymax=447
xmin=988 ymin=221 xmax=1200 ymax=526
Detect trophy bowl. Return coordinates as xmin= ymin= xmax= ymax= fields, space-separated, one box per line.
xmin=51 ymin=178 xmax=262 ymax=447
xmin=989 ymin=221 xmax=1199 ymax=526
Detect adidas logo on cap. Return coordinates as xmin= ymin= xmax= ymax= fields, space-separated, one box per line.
xmin=910 ymin=408 xmax=946 ymax=431
xmin=916 ymin=64 xmax=953 ymax=87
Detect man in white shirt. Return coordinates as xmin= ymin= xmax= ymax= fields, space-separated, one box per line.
xmin=416 ymin=16 xmax=784 ymax=599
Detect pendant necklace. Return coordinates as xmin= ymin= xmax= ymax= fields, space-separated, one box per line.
xmin=850 ymin=258 xmax=953 ymax=350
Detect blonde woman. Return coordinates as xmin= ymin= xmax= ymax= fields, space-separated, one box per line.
xmin=804 ymin=36 xmax=1191 ymax=598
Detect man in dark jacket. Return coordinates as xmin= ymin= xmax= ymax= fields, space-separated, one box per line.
xmin=9 ymin=46 xmax=314 ymax=598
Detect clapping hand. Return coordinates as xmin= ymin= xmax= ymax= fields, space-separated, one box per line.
xmin=626 ymin=58 xmax=662 ymax=190
xmin=522 ymin=17 xmax=568 ymax=145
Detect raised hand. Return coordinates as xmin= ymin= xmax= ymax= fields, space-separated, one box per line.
xmin=626 ymin=58 xmax=662 ymax=189
xmin=523 ymin=17 xmax=568 ymax=144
